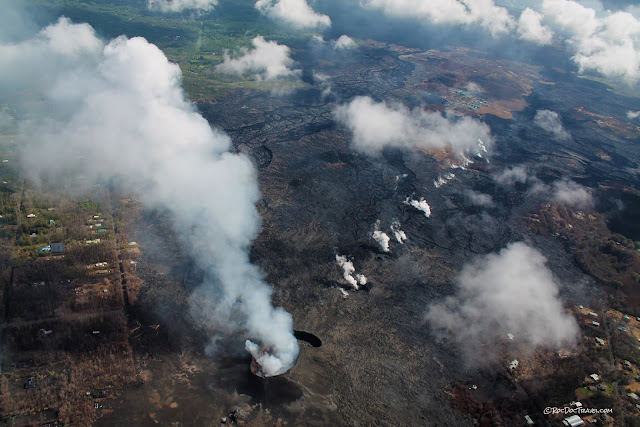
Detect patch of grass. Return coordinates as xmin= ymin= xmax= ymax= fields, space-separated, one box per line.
xmin=578 ymin=75 xmax=640 ymax=98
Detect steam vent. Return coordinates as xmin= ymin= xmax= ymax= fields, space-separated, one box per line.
xmin=249 ymin=347 xmax=298 ymax=378
xmin=250 ymin=331 xmax=322 ymax=377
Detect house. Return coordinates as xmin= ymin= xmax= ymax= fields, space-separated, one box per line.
xmin=592 ymin=321 xmax=600 ymax=327
xmin=24 ymin=376 xmax=36 ymax=390
xmin=97 ymin=228 xmax=107 ymax=233
xmin=618 ymin=326 xmax=628 ymax=332
xmin=623 ymin=315 xmax=631 ymax=322
xmin=524 ymin=414 xmax=534 ymax=425
xmin=589 ymin=312 xmax=598 ymax=318
xmin=509 ymin=359 xmax=519 ymax=371
xmin=563 ymin=415 xmax=585 ymax=427
xmin=50 ymin=242 xmax=66 ymax=255
xmin=507 ymin=333 xmax=514 ymax=340
xmin=26 ymin=213 xmax=36 ymax=218
xmin=595 ymin=337 xmax=605 ymax=346
xmin=628 ymin=392 xmax=639 ymax=401
xmin=590 ymin=373 xmax=600 ymax=382
xmin=597 ymin=384 xmax=607 ymax=391
xmin=86 ymin=239 xmax=101 ymax=244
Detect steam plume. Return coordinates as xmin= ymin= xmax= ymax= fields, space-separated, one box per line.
xmin=390 ymin=220 xmax=407 ymax=244
xmin=404 ymin=196 xmax=432 ymax=218
xmin=336 ymin=255 xmax=367 ymax=290
xmin=0 ymin=17 xmax=299 ymax=376
xmin=372 ymin=220 xmax=391 ymax=252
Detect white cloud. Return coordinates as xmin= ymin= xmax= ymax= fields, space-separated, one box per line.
xmin=494 ymin=165 xmax=529 ymax=186
xmin=552 ymin=179 xmax=594 ymax=208
xmin=216 ymin=36 xmax=298 ymax=81
xmin=404 ymin=196 xmax=432 ymax=218
xmin=334 ymin=96 xmax=493 ymax=157
xmin=628 ymin=110 xmax=640 ymax=119
xmin=362 ymin=0 xmax=516 ymax=37
xmin=465 ymin=190 xmax=494 ymax=207
xmin=542 ymin=0 xmax=640 ymax=84
xmin=425 ymin=242 xmax=579 ymax=364
xmin=255 ymin=0 xmax=331 ymax=29
xmin=148 ymin=0 xmax=217 ymax=12
xmin=334 ymin=35 xmax=356 ymax=49
xmin=534 ymin=109 xmax=572 ymax=141
xmin=517 ymin=8 xmax=554 ymax=45
xmin=1 ymin=17 xmax=298 ymax=377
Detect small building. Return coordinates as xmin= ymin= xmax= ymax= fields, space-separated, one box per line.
xmin=592 ymin=321 xmax=600 ymax=327
xmin=589 ymin=312 xmax=598 ymax=318
xmin=38 ymin=246 xmax=51 ymax=255
xmin=86 ymin=239 xmax=101 ymax=244
xmin=623 ymin=315 xmax=631 ymax=323
xmin=628 ymin=392 xmax=640 ymax=401
xmin=26 ymin=213 xmax=36 ymax=218
xmin=50 ymin=242 xmax=66 ymax=255
xmin=507 ymin=333 xmax=515 ymax=340
xmin=618 ymin=326 xmax=628 ymax=332
xmin=97 ymin=228 xmax=107 ymax=233
xmin=595 ymin=337 xmax=605 ymax=346
xmin=597 ymin=384 xmax=607 ymax=391
xmin=509 ymin=359 xmax=519 ymax=371
xmin=590 ymin=373 xmax=600 ymax=382
xmin=588 ymin=385 xmax=597 ymax=392
xmin=24 ymin=376 xmax=36 ymax=389
xmin=623 ymin=360 xmax=632 ymax=369
xmin=563 ymin=415 xmax=585 ymax=427
xmin=524 ymin=414 xmax=534 ymax=425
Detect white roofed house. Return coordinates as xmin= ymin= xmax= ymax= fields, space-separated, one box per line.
xmin=562 ymin=415 xmax=585 ymax=427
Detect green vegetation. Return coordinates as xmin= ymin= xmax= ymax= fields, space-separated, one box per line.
xmin=578 ymin=75 xmax=640 ymax=98
xmin=24 ymin=0 xmax=316 ymax=101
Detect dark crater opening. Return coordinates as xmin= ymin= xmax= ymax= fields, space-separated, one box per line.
xmin=294 ymin=330 xmax=322 ymax=347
